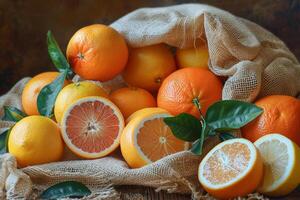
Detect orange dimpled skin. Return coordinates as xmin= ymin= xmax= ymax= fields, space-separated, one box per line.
xmin=66 ymin=24 xmax=128 ymax=81
xmin=242 ymin=95 xmax=300 ymax=146
xmin=157 ymin=68 xmax=223 ymax=118
xmin=22 ymin=71 xmax=69 ymax=115
xmin=110 ymin=87 xmax=156 ymax=119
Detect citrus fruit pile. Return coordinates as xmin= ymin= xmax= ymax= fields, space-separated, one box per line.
xmin=3 ymin=23 xmax=300 ymax=199
xmin=9 ymin=24 xmax=215 ymax=168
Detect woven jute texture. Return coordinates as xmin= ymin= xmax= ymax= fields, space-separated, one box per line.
xmin=1 ymin=3 xmax=299 ymax=199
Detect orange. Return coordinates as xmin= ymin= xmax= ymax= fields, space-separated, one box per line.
xmin=54 ymin=81 xmax=108 ymax=124
xmin=109 ymin=87 xmax=156 ymax=119
xmin=8 ymin=116 xmax=64 ymax=167
xmin=198 ymin=138 xmax=263 ymax=199
xmin=242 ymin=95 xmax=300 ymax=146
xmin=61 ymin=96 xmax=124 ymax=159
xmin=176 ymin=46 xmax=209 ymax=69
xmin=126 ymin=107 xmax=166 ymax=124
xmin=66 ymin=24 xmax=128 ymax=81
xmin=120 ymin=108 xmax=189 ymax=168
xmin=122 ymin=44 xmax=176 ymax=92
xmin=157 ymin=68 xmax=223 ymax=118
xmin=22 ymin=71 xmax=69 ymax=115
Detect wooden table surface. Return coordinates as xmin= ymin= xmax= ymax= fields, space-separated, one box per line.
xmin=0 ymin=0 xmax=299 ymax=199
xmin=116 ymin=185 xmax=300 ymax=200
xmin=118 ymin=186 xmax=190 ymax=200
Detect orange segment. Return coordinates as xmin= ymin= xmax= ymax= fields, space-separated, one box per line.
xmin=61 ymin=96 xmax=124 ymax=159
xmin=120 ymin=108 xmax=188 ymax=168
xmin=198 ymin=138 xmax=263 ymax=199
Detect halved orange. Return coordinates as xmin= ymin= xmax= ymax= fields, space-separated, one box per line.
xmin=61 ymin=96 xmax=124 ymax=159
xmin=198 ymin=138 xmax=263 ymax=199
xmin=120 ymin=108 xmax=189 ymax=168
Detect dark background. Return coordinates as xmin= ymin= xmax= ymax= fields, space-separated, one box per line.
xmin=0 ymin=0 xmax=299 ymax=94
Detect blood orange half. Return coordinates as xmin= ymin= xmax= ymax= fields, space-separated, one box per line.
xmin=61 ymin=96 xmax=124 ymax=159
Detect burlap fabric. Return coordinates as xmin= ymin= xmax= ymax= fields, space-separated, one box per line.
xmin=1 ymin=3 xmax=299 ymax=199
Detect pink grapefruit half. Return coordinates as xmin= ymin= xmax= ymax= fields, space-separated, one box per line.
xmin=61 ymin=96 xmax=124 ymax=159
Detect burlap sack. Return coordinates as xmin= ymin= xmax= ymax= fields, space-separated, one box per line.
xmin=1 ymin=3 xmax=299 ymax=199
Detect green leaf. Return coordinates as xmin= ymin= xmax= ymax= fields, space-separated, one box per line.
xmin=164 ymin=113 xmax=202 ymax=142
xmin=205 ymin=100 xmax=263 ymax=131
xmin=2 ymin=106 xmax=26 ymax=122
xmin=0 ymin=128 xmax=11 ymax=154
xmin=219 ymin=132 xmax=236 ymax=142
xmin=190 ymin=139 xmax=202 ymax=155
xmin=205 ymin=125 xmax=216 ymax=137
xmin=40 ymin=181 xmax=91 ymax=199
xmin=37 ymin=71 xmax=67 ymax=117
xmin=191 ymin=120 xmax=209 ymax=155
xmin=47 ymin=31 xmax=73 ymax=77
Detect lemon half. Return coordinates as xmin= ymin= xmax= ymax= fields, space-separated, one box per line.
xmin=254 ymin=134 xmax=300 ymax=196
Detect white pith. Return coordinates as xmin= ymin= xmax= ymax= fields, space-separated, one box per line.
xmin=254 ymin=134 xmax=294 ymax=193
xmin=198 ymin=138 xmax=257 ymax=189
xmin=61 ymin=96 xmax=124 ymax=158
xmin=133 ymin=113 xmax=189 ymax=163
xmin=159 ymin=136 xmax=167 ymax=144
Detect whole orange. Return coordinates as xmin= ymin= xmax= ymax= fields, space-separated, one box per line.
xmin=22 ymin=72 xmax=69 ymax=115
xmin=122 ymin=44 xmax=176 ymax=92
xmin=175 ymin=46 xmax=209 ymax=69
xmin=110 ymin=87 xmax=156 ymax=119
xmin=66 ymin=24 xmax=128 ymax=81
xmin=157 ymin=68 xmax=222 ymax=118
xmin=242 ymin=95 xmax=300 ymax=146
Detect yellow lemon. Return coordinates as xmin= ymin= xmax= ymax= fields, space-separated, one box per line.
xmin=8 ymin=116 xmax=63 ymax=167
xmin=254 ymin=134 xmax=300 ymax=196
xmin=54 ymin=81 xmax=108 ymax=124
